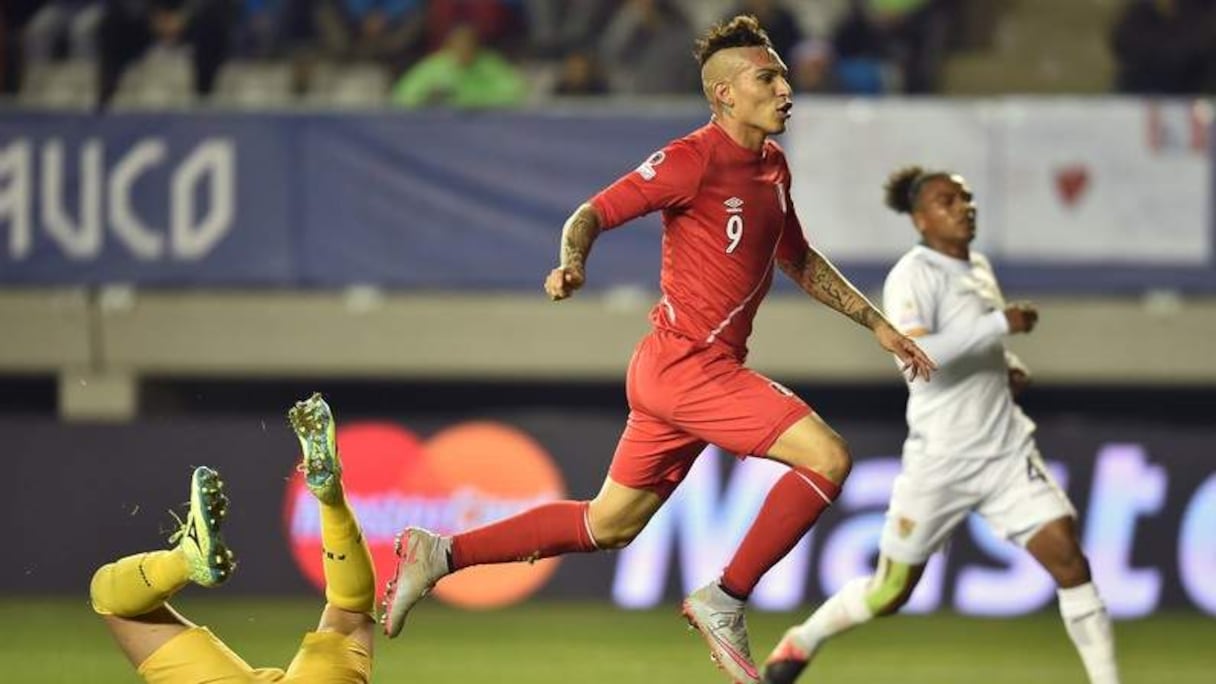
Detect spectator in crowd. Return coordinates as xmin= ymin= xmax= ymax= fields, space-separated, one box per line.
xmin=526 ymin=0 xmax=614 ymax=58
xmin=833 ymin=0 xmax=952 ymax=94
xmin=391 ymin=23 xmax=526 ymax=108
xmin=22 ymin=1 xmax=103 ymax=64
xmin=599 ymin=0 xmax=699 ymax=94
xmin=721 ymin=0 xmax=803 ymax=62
xmin=790 ymin=37 xmax=841 ymax=94
xmin=315 ymin=0 xmax=426 ymax=68
xmin=228 ymin=0 xmax=336 ymax=97
xmin=1111 ymin=0 xmax=1216 ymax=94
xmin=424 ymin=0 xmax=526 ymax=54
xmin=98 ymin=0 xmax=236 ymax=108
xmin=234 ymin=0 xmax=279 ymax=56
xmin=553 ymin=49 xmax=610 ymax=95
xmin=232 ymin=0 xmax=315 ymax=59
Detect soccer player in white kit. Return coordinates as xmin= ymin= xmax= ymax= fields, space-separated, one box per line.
xmin=761 ymin=167 xmax=1120 ymax=684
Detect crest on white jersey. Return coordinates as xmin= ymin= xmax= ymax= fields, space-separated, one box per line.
xmin=636 ymin=150 xmax=666 ymax=181
xmin=724 ymin=197 xmax=744 ymax=213
xmin=775 ymin=183 xmax=787 ymax=214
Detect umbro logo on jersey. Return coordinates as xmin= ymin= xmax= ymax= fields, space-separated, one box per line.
xmin=724 ymin=197 xmax=744 ymax=214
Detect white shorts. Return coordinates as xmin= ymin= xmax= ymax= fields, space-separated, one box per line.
xmin=879 ymin=445 xmax=1076 ymax=565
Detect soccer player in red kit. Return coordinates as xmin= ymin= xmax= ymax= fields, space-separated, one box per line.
xmin=383 ymin=15 xmax=935 ymax=684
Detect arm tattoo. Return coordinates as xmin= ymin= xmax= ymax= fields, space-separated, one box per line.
xmin=781 ymin=249 xmax=887 ymax=330
xmin=559 ymin=203 xmax=602 ymax=270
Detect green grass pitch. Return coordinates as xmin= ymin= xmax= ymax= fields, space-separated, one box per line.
xmin=3 ymin=598 xmax=1212 ymax=682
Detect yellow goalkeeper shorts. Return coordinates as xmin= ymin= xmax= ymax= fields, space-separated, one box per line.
xmin=137 ymin=626 xmax=371 ymax=683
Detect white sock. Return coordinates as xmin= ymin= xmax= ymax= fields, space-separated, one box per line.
xmin=791 ymin=576 xmax=875 ymax=653
xmin=1058 ymin=582 xmax=1120 ymax=684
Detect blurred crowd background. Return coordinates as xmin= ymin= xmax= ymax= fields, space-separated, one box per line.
xmin=2 ymin=0 xmax=1215 ymax=110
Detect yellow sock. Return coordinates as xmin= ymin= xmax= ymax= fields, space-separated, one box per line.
xmin=320 ymin=491 xmax=375 ymax=614
xmin=89 ymin=550 xmax=189 ymax=617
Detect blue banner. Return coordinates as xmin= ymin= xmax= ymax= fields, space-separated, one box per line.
xmin=0 ymin=113 xmax=295 ymax=285
xmin=296 ymin=112 xmax=700 ymax=289
xmin=1 ymin=108 xmax=1214 ymax=292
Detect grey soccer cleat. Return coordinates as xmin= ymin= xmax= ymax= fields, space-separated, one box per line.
xmin=381 ymin=527 xmax=451 ymax=637
xmin=681 ymin=582 xmax=761 ymax=684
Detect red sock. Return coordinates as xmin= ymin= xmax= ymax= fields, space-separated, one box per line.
xmin=451 ymin=501 xmax=599 ymax=570
xmin=720 ymin=466 xmax=840 ymax=600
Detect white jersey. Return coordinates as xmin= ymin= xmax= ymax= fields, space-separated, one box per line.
xmin=882 ymin=245 xmax=1035 ymax=460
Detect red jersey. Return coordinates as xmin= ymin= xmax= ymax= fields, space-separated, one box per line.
xmin=590 ymin=122 xmax=810 ymax=358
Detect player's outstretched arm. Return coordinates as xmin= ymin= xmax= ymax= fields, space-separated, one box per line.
xmin=545 ymin=203 xmax=602 ymax=301
xmin=893 ymin=302 xmax=1036 ymax=373
xmin=778 ymin=247 xmax=884 ymax=329
xmin=778 ymin=247 xmax=937 ymax=381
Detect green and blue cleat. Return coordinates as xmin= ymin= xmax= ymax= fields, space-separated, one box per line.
xmin=288 ymin=392 xmax=343 ymax=505
xmin=170 ymin=466 xmax=235 ymax=588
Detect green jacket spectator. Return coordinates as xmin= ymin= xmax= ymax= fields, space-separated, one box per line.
xmin=391 ymin=24 xmax=525 ymax=108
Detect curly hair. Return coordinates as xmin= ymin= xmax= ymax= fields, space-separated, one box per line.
xmin=694 ymin=14 xmax=773 ymax=66
xmin=884 ymin=166 xmax=949 ymax=214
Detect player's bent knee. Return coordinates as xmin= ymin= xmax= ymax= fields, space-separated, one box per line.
xmin=771 ymin=416 xmax=853 ymax=481
xmin=782 ymin=433 xmax=852 ymax=482
xmin=831 ymin=439 xmax=853 ymax=478
xmin=1051 ymin=551 xmax=1093 ymax=588
xmin=814 ymin=434 xmax=852 ymax=482
xmin=1029 ymin=518 xmax=1092 ymax=587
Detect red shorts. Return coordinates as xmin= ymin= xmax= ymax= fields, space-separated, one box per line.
xmin=608 ymin=329 xmax=813 ymax=498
